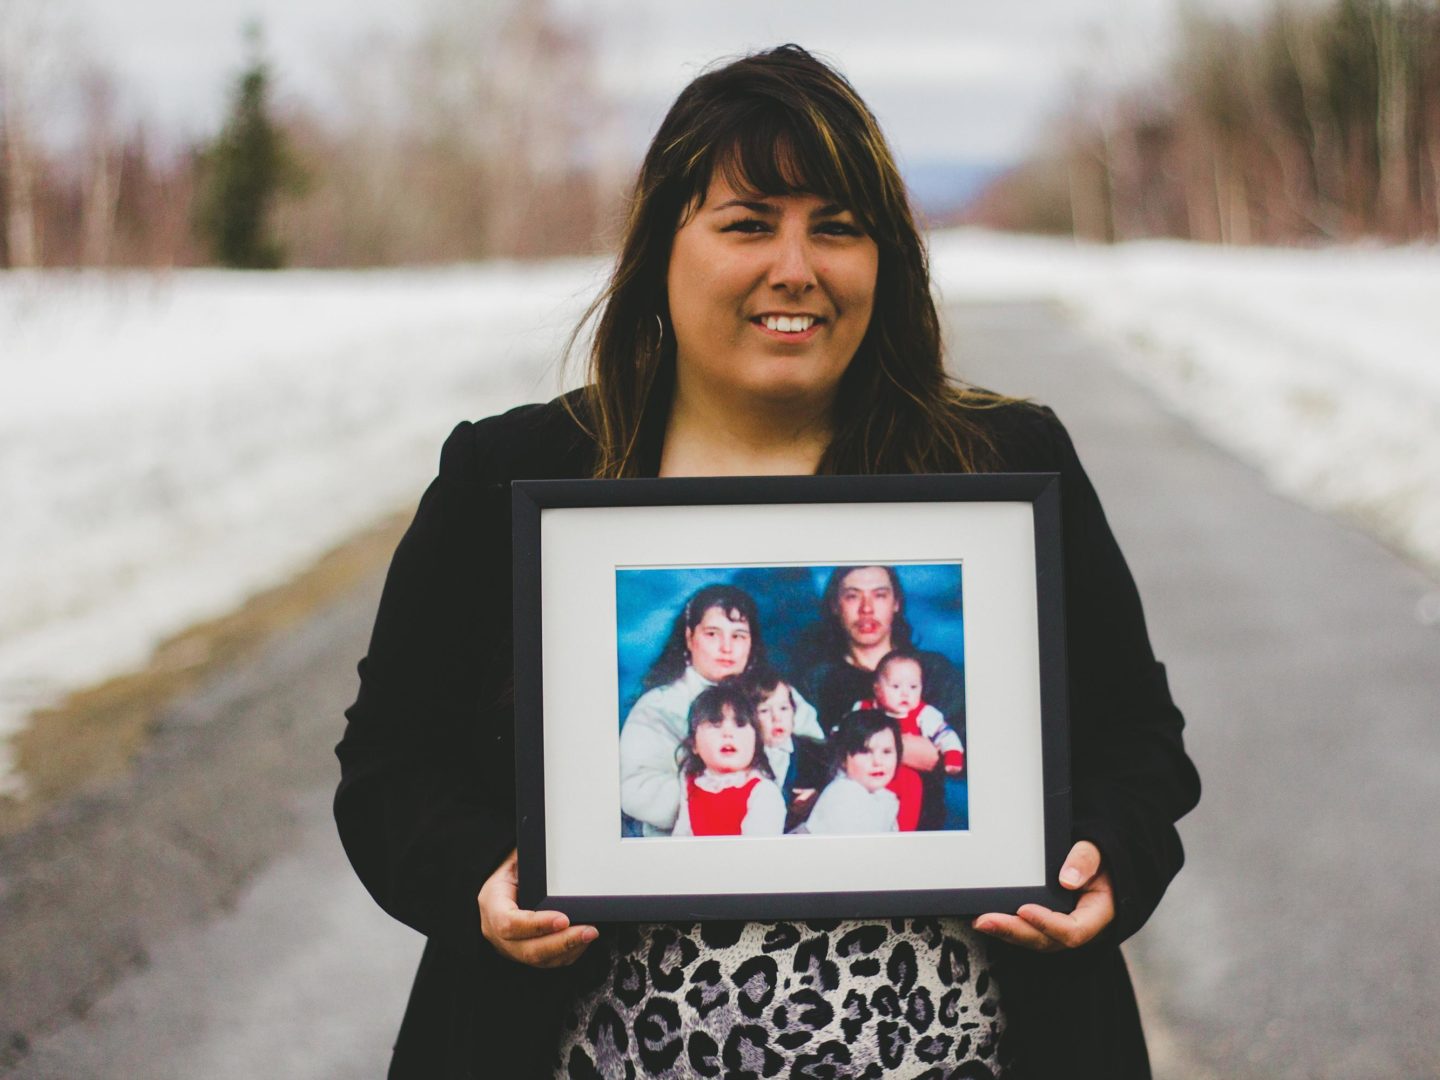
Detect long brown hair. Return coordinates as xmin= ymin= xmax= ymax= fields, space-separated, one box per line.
xmin=566 ymin=44 xmax=1008 ymax=478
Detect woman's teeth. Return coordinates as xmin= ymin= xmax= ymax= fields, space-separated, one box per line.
xmin=761 ymin=315 xmax=815 ymax=333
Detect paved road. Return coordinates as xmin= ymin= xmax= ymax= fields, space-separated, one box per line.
xmin=949 ymin=301 xmax=1440 ymax=1079
xmin=1 ymin=580 xmax=421 ymax=1079
xmin=3 ymin=300 xmax=1437 ymax=1078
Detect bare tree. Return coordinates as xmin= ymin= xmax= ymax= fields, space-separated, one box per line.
xmin=1061 ymin=76 xmax=1115 ymax=242
xmin=972 ymin=0 xmax=1440 ymax=245
xmin=1370 ymin=2 xmax=1412 ymax=232
xmin=78 ymin=65 xmax=122 ymax=267
xmin=0 ymin=0 xmax=614 ymax=268
xmin=274 ymin=0 xmax=613 ymax=265
xmin=0 ymin=0 xmax=48 ymax=266
xmin=403 ymin=0 xmax=605 ymax=255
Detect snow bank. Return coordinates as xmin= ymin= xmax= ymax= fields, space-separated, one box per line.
xmin=932 ymin=230 xmax=1440 ymax=581
xmin=0 ymin=260 xmax=606 ymax=795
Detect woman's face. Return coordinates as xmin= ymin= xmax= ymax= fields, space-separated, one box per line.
xmin=755 ymin=684 xmax=796 ymax=746
xmin=665 ymin=173 xmax=878 ymax=410
xmin=684 ymin=605 xmax=752 ymax=682
xmin=845 ymin=727 xmax=898 ymax=793
xmin=693 ymin=708 xmax=757 ymax=775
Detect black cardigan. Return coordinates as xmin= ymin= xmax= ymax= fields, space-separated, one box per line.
xmin=334 ymin=395 xmax=1200 ymax=1079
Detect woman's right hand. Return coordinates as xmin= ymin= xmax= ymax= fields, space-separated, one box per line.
xmin=478 ymin=850 xmax=598 ymax=967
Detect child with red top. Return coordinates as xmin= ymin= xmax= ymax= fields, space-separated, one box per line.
xmin=852 ymin=649 xmax=965 ymax=831
xmin=671 ymin=683 xmax=786 ymax=837
xmin=856 ymin=649 xmax=965 ymax=773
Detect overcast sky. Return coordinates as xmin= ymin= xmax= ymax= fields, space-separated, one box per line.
xmin=49 ymin=0 xmax=1282 ymax=168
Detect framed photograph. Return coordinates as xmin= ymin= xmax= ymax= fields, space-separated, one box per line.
xmin=511 ymin=474 xmax=1071 ymax=921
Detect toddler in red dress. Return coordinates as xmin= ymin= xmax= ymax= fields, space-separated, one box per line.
xmin=671 ymin=683 xmax=786 ymax=836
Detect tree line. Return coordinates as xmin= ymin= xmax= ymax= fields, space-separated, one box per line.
xmin=968 ymin=0 xmax=1440 ymax=244
xmin=0 ymin=0 xmax=622 ymax=269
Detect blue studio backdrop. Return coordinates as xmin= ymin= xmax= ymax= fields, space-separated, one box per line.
xmin=614 ymin=562 xmax=965 ymax=719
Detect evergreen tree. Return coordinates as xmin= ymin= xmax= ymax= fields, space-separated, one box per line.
xmin=195 ymin=28 xmax=303 ymax=268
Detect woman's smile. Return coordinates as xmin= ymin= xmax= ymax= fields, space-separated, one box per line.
xmin=749 ymin=311 xmax=826 ymax=342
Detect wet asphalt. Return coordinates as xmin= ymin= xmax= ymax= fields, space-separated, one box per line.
xmin=950 ymin=300 xmax=1440 ymax=1079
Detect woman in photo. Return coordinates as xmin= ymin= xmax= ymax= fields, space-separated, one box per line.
xmin=335 ymin=44 xmax=1200 ymax=1078
xmin=670 ymin=683 xmax=786 ymax=837
xmin=615 ymin=583 xmax=755 ymax=834
xmin=617 ymin=582 xmax=757 ymax=834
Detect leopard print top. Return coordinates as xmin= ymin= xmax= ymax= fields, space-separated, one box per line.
xmin=554 ymin=918 xmax=1006 ymax=1078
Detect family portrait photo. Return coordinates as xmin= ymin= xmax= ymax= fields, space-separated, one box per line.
xmin=514 ymin=475 xmax=1068 ymax=925
xmin=614 ymin=563 xmax=969 ymax=840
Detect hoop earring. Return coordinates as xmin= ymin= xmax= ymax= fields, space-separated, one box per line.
xmin=654 ymin=313 xmax=665 ymax=347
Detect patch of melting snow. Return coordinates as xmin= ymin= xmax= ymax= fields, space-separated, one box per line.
xmin=0 ymin=259 xmax=606 ymax=795
xmin=933 ymin=231 xmax=1440 ymax=581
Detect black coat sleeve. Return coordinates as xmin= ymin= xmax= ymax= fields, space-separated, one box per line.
xmin=334 ymin=414 xmax=530 ymax=958
xmin=1042 ymin=408 xmax=1201 ymax=945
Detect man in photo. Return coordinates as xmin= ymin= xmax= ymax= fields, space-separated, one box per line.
xmin=792 ymin=565 xmax=965 ymax=829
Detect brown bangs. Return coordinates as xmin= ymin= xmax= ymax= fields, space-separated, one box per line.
xmin=666 ymin=62 xmax=899 ymax=241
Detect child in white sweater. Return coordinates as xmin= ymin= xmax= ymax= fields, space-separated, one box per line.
xmin=802 ymin=710 xmax=902 ymax=836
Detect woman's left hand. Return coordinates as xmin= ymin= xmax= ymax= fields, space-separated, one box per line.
xmin=971 ymin=840 xmax=1114 ymax=951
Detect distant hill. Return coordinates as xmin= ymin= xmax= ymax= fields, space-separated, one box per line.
xmin=900 ymin=160 xmax=1010 ymax=225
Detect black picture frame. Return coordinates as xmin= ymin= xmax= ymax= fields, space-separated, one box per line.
xmin=511 ymin=473 xmax=1072 ymax=921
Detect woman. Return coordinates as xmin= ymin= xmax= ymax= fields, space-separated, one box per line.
xmin=335 ymin=44 xmax=1199 ymax=1078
